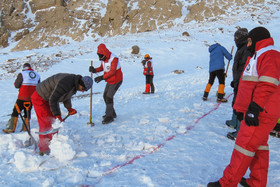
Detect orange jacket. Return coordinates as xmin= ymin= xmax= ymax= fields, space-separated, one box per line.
xmin=233 ymin=37 xmax=280 ymax=119
xmin=95 ymin=44 xmax=123 ymax=84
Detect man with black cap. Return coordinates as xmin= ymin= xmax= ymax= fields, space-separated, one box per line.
xmin=31 ymin=73 xmax=93 ymax=156
xmin=208 ymin=26 xmax=280 ymax=187
xmin=226 ymin=28 xmax=251 ymax=140
xmin=2 ymin=63 xmax=40 ymax=133
xmin=89 ymin=43 xmax=123 ymax=124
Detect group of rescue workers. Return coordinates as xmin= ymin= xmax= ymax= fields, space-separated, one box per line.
xmin=1 ymin=26 xmax=280 ymax=187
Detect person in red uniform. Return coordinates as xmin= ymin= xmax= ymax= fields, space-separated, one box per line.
xmin=89 ymin=43 xmax=123 ymax=124
xmin=2 ymin=63 xmax=40 ymax=133
xmin=31 ymin=73 xmax=93 ymax=156
xmin=142 ymin=54 xmax=155 ymax=94
xmin=208 ymin=27 xmax=280 ymax=187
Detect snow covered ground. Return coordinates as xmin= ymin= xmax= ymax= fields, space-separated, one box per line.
xmin=1 ymin=11 xmax=280 ymax=187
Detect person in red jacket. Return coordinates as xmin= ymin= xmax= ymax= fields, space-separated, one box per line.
xmin=142 ymin=54 xmax=155 ymax=94
xmin=89 ymin=43 xmax=123 ymax=124
xmin=2 ymin=63 xmax=40 ymax=133
xmin=208 ymin=27 xmax=280 ymax=187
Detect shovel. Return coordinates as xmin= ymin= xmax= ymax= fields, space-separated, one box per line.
xmin=15 ymin=103 xmax=37 ymax=150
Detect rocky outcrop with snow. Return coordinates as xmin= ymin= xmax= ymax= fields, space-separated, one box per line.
xmin=0 ymin=0 xmax=278 ymax=51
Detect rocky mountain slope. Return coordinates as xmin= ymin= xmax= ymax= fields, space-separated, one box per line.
xmin=0 ymin=0 xmax=279 ymax=51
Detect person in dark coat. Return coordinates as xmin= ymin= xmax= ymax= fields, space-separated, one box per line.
xmin=31 ymin=73 xmax=93 ymax=156
xmin=2 ymin=63 xmax=40 ymax=133
xmin=226 ymin=28 xmax=252 ymax=140
xmin=202 ymin=43 xmax=232 ymax=102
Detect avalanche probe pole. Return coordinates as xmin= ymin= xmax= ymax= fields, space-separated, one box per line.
xmin=225 ymin=46 xmax=234 ymax=79
xmin=87 ymin=60 xmax=95 ymax=127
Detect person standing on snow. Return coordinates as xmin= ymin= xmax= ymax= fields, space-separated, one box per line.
xmin=31 ymin=73 xmax=93 ymax=156
xmin=202 ymin=43 xmax=232 ymax=102
xmin=208 ymin=26 xmax=280 ymax=187
xmin=89 ymin=43 xmax=123 ymax=124
xmin=226 ymin=28 xmax=251 ymax=140
xmin=142 ymin=54 xmax=155 ymax=94
xmin=2 ymin=63 xmax=40 ymax=133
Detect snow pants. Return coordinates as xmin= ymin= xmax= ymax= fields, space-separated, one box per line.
xmin=219 ymin=115 xmax=278 ymax=187
xmin=145 ymin=75 xmax=155 ymax=93
xmin=103 ymin=81 xmax=122 ymax=117
xmin=31 ymin=91 xmax=56 ymax=152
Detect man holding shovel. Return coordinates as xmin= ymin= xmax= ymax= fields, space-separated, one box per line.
xmin=2 ymin=63 xmax=40 ymax=133
xmin=31 ymin=73 xmax=93 ymax=156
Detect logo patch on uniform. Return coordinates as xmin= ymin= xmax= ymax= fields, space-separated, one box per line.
xmin=245 ymin=64 xmax=251 ymax=72
xmin=29 ymin=72 xmax=36 ymax=79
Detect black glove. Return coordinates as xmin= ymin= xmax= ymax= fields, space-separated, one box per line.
xmin=245 ymin=101 xmax=263 ymax=126
xmin=234 ymin=110 xmax=244 ymax=121
xmin=230 ymin=81 xmax=234 ymax=88
xmin=94 ymin=76 xmax=104 ymax=83
xmin=89 ymin=66 xmax=96 ymax=73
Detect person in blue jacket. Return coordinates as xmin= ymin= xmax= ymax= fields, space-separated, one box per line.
xmin=202 ymin=43 xmax=232 ymax=102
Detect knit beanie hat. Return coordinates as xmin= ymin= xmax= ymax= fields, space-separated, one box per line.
xmin=248 ymin=27 xmax=271 ymax=53
xmin=81 ymin=76 xmax=93 ymax=91
xmin=234 ymin=28 xmax=248 ymax=41
xmin=23 ymin=63 xmax=31 ymax=70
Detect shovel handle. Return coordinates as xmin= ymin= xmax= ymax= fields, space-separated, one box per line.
xmin=23 ymin=102 xmax=31 ymax=111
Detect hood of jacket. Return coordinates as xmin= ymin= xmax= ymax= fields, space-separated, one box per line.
xmin=209 ymin=43 xmax=220 ymax=53
xmin=97 ymin=43 xmax=111 ymax=62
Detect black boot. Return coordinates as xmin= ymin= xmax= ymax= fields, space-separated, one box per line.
xmin=240 ymin=177 xmax=250 ymax=187
xmin=207 ymin=181 xmax=221 ymax=187
xmin=102 ymin=111 xmax=117 ymax=119
xmin=102 ymin=116 xmax=114 ymax=124
xmin=203 ymin=91 xmax=209 ymax=101
xmin=217 ymin=93 xmax=227 ymax=103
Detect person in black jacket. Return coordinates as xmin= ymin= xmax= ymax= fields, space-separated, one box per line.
xmin=226 ymin=28 xmax=251 ymax=140
xmin=31 ymin=73 xmax=93 ymax=156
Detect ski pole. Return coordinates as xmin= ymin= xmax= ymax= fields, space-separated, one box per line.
xmin=87 ymin=60 xmax=95 ymax=127
xmin=15 ymin=103 xmax=37 ymax=150
xmin=225 ymin=46 xmax=234 ymax=78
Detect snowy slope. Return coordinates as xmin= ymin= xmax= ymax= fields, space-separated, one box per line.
xmin=1 ymin=10 xmax=280 ymax=187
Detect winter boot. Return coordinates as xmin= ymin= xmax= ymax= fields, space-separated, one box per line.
xmin=207 ymin=181 xmax=221 ymax=187
xmin=102 ymin=116 xmax=114 ymax=124
xmin=151 ymin=84 xmax=155 ymax=94
xmin=226 ymin=113 xmax=238 ymax=129
xmin=39 ymin=150 xmax=50 ymax=156
xmin=21 ymin=118 xmax=30 ymax=132
xmin=2 ymin=116 xmax=18 ymax=133
xmin=240 ymin=177 xmax=250 ymax=187
xmin=203 ymin=83 xmax=212 ymax=101
xmin=227 ymin=131 xmax=237 ymax=140
xmin=217 ymin=84 xmax=227 ymax=103
xmin=270 ymin=130 xmax=280 ymax=138
xmin=102 ymin=111 xmax=117 ymax=119
xmin=143 ymin=84 xmax=151 ymax=94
